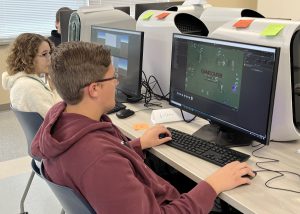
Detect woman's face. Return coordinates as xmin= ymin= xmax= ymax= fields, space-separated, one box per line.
xmin=33 ymin=41 xmax=51 ymax=74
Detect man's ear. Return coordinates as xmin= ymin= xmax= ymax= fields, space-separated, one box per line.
xmin=87 ymin=83 xmax=100 ymax=98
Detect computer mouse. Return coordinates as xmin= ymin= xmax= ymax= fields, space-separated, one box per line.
xmin=159 ymin=133 xmax=169 ymax=139
xmin=242 ymin=171 xmax=257 ymax=180
xmin=116 ymin=109 xmax=135 ymax=119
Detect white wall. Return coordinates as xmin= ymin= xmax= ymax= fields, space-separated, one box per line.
xmin=258 ymin=0 xmax=300 ymax=20
xmin=208 ymin=0 xmax=257 ymax=9
xmin=0 ymin=45 xmax=10 ymax=105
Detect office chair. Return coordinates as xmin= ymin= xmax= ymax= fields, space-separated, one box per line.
xmin=11 ymin=107 xmax=43 ymax=214
xmin=39 ymin=161 xmax=96 ymax=214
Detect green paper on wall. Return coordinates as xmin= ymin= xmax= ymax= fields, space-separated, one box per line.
xmin=260 ymin=24 xmax=285 ymax=36
xmin=142 ymin=11 xmax=154 ymax=20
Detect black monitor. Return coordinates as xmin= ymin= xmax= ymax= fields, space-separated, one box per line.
xmin=135 ymin=1 xmax=184 ymax=20
xmin=91 ymin=26 xmax=144 ymax=102
xmin=169 ymin=33 xmax=280 ymax=146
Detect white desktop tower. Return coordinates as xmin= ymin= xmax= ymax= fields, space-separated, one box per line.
xmin=210 ymin=18 xmax=300 ymax=141
xmin=68 ymin=6 xmax=136 ymax=42
xmin=166 ymin=4 xmax=263 ymax=33
xmin=137 ymin=5 xmax=263 ymax=97
xmin=166 ymin=4 xmax=210 ymax=18
xmin=136 ymin=10 xmax=209 ymax=96
xmin=200 ymin=7 xmax=263 ymax=32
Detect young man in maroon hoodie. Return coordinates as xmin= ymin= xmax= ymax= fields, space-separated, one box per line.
xmin=31 ymin=41 xmax=255 ymax=214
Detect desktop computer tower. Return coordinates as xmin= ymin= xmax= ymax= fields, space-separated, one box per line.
xmin=135 ymin=1 xmax=184 ymax=20
xmin=210 ymin=18 xmax=300 ymax=141
xmin=136 ymin=10 xmax=209 ymax=97
xmin=199 ymin=7 xmax=263 ymax=32
xmin=60 ymin=9 xmax=76 ymax=43
xmin=166 ymin=3 xmax=263 ymax=32
xmin=166 ymin=3 xmax=209 ymax=18
xmin=68 ymin=6 xmax=136 ymax=42
xmin=137 ymin=4 xmax=263 ymax=97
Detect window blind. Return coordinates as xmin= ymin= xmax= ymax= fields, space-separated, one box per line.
xmin=90 ymin=0 xmax=169 ymax=7
xmin=0 ymin=0 xmax=179 ymax=44
xmin=89 ymin=0 xmax=173 ymax=18
xmin=0 ymin=0 xmax=88 ymax=44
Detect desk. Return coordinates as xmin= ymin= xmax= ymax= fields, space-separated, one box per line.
xmin=110 ymin=101 xmax=300 ymax=214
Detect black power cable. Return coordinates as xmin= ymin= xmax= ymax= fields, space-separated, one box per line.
xmin=251 ymin=143 xmax=300 ymax=194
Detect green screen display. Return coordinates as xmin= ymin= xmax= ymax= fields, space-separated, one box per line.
xmin=185 ymin=42 xmax=244 ymax=109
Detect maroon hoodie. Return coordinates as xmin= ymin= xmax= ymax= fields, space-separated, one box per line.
xmin=31 ymin=102 xmax=217 ymax=214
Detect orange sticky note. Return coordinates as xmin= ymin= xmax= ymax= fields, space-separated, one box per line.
xmin=233 ymin=19 xmax=254 ymax=28
xmin=133 ymin=123 xmax=150 ymax=131
xmin=156 ymin=12 xmax=170 ymax=20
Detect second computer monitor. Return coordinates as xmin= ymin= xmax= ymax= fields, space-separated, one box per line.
xmin=169 ymin=33 xmax=280 ymax=146
xmin=91 ymin=26 xmax=144 ymax=102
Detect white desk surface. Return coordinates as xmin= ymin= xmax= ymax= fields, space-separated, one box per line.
xmin=110 ymin=101 xmax=300 ymax=214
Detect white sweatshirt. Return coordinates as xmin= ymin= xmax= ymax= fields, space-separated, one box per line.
xmin=2 ymin=71 xmax=61 ymax=118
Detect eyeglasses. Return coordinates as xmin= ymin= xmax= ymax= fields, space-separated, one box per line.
xmin=37 ymin=52 xmax=51 ymax=58
xmin=81 ymin=73 xmax=118 ymax=89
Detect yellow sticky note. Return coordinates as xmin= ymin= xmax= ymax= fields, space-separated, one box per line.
xmin=133 ymin=123 xmax=150 ymax=131
xmin=142 ymin=11 xmax=154 ymax=20
xmin=260 ymin=24 xmax=285 ymax=37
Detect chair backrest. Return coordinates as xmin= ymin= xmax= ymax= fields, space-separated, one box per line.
xmin=39 ymin=162 xmax=96 ymax=214
xmin=11 ymin=106 xmax=44 ymax=160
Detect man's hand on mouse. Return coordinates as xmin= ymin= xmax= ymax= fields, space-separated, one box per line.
xmin=140 ymin=125 xmax=172 ymax=149
xmin=205 ymin=161 xmax=255 ymax=195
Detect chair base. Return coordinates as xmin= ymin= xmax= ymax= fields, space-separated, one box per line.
xmin=20 ymin=170 xmax=35 ymax=214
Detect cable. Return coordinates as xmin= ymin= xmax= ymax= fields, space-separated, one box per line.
xmin=141 ymin=71 xmax=170 ymax=108
xmin=264 ymin=171 xmax=300 ymax=194
xmin=134 ymin=107 xmax=157 ymax=113
xmin=251 ymin=143 xmax=300 ymax=194
xmin=141 ymin=71 xmax=198 ymax=124
xmin=180 ymin=109 xmax=196 ymax=123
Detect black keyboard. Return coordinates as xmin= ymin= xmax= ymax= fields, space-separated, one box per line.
xmin=107 ymin=102 xmax=126 ymax=114
xmin=166 ymin=127 xmax=250 ymax=167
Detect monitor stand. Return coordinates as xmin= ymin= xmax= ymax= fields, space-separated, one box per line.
xmin=115 ymin=89 xmax=143 ymax=103
xmin=115 ymin=90 xmax=128 ymax=103
xmin=193 ymin=123 xmax=253 ymax=147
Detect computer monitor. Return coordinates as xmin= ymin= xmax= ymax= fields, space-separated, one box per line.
xmin=135 ymin=1 xmax=184 ymax=20
xmin=169 ymin=33 xmax=280 ymax=146
xmin=91 ymin=26 xmax=144 ymax=102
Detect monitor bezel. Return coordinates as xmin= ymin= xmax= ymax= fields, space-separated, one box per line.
xmin=169 ymin=33 xmax=280 ymax=145
xmin=90 ymin=25 xmax=144 ymax=100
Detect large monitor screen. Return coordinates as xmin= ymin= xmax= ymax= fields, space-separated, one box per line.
xmin=91 ymin=26 xmax=144 ymax=101
xmin=169 ymin=34 xmax=279 ymax=145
